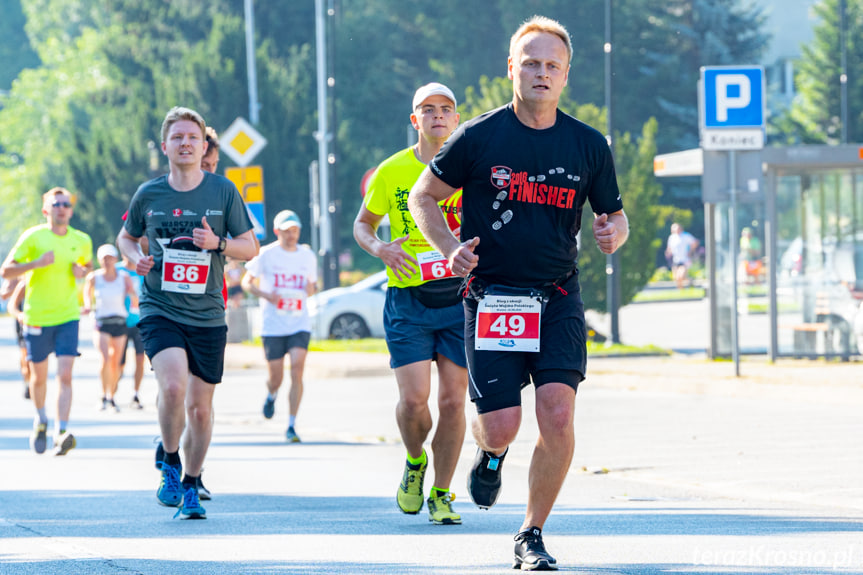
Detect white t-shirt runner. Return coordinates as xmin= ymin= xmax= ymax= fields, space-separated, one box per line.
xmin=245 ymin=242 xmax=318 ymax=336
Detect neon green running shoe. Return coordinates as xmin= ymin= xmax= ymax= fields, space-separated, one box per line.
xmin=396 ymin=457 xmax=427 ymax=514
xmin=427 ymin=491 xmax=461 ymax=525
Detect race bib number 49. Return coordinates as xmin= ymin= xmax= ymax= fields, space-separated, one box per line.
xmin=417 ymin=250 xmax=455 ymax=282
xmin=161 ymin=248 xmax=211 ymax=294
xmin=475 ymin=295 xmax=541 ymax=352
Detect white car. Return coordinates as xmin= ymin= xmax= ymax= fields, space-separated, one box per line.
xmin=308 ymin=270 xmax=387 ymax=339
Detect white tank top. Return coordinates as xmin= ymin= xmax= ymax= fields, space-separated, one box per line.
xmin=94 ymin=270 xmax=128 ymax=319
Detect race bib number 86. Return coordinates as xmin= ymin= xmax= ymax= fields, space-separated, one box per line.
xmin=161 ymin=248 xmax=211 ymax=294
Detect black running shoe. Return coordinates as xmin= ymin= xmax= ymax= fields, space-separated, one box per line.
xmin=154 ymin=439 xmax=165 ymax=470
xmin=513 ymin=526 xmax=558 ymax=571
xmin=197 ymin=473 xmax=211 ymax=501
xmin=467 ymin=446 xmax=507 ymax=509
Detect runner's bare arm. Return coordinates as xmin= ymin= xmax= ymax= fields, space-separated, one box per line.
xmin=72 ymin=259 xmax=92 ymax=279
xmin=0 ymin=250 xmax=54 ymax=279
xmin=593 ymin=209 xmax=629 ymax=254
xmin=241 ymin=272 xmax=279 ymax=305
xmin=10 ymin=278 xmax=25 ymax=322
xmin=0 ymin=277 xmax=17 ymax=299
xmin=408 ymin=168 xmax=479 ymax=276
xmin=82 ymin=272 xmax=95 ymax=315
xmin=193 ymin=217 xmax=257 ymax=261
xmin=117 ymin=228 xmax=154 ymax=275
xmin=353 ymin=205 xmax=418 ymax=282
xmin=222 ymin=230 xmax=258 ymax=261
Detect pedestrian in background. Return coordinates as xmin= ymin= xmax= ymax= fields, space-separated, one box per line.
xmin=1 ymin=187 xmax=93 ymax=456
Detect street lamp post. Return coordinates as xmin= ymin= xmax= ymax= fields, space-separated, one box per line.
xmin=840 ymin=0 xmax=848 ymax=144
xmin=605 ymin=0 xmax=621 ymax=344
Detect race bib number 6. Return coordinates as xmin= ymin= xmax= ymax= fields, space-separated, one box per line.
xmin=417 ymin=250 xmax=455 ymax=282
xmin=475 ymin=295 xmax=541 ymax=352
xmin=161 ymin=248 xmax=212 ymax=294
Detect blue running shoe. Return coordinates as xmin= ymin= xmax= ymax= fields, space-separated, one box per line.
xmin=157 ymin=462 xmax=183 ymax=507
xmin=174 ymin=486 xmax=206 ymax=520
xmin=263 ymin=395 xmax=275 ymax=419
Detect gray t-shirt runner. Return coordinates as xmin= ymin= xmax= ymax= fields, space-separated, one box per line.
xmin=124 ymin=172 xmax=253 ymax=327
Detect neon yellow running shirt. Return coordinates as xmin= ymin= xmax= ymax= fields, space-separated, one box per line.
xmin=12 ymin=224 xmax=93 ymax=326
xmin=364 ymin=147 xmax=462 ymax=288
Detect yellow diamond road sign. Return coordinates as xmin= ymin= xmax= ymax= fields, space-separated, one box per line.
xmin=220 ymin=117 xmax=267 ymax=167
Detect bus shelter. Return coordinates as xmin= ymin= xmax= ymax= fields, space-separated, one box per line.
xmin=655 ymin=144 xmax=863 ymax=361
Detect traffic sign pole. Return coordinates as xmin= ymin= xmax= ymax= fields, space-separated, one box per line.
xmin=699 ymin=66 xmax=765 ymax=375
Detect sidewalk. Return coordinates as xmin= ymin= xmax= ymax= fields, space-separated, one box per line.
xmin=227 ymin=341 xmax=863 ymax=401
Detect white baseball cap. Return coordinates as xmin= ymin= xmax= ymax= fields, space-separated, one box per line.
xmin=274 ymin=209 xmax=302 ymax=230
xmin=97 ymin=244 xmax=118 ymax=260
xmin=412 ymin=82 xmax=457 ymax=111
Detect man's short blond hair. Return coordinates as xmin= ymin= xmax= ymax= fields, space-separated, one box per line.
xmin=160 ymin=106 xmax=206 ymax=143
xmin=42 ymin=186 xmax=75 ymax=206
xmin=509 ymin=15 xmax=572 ymax=63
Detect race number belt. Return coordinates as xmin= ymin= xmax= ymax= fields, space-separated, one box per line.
xmin=417 ymin=249 xmax=455 ymax=282
xmin=276 ymin=288 xmax=306 ymax=316
xmin=161 ymin=248 xmax=211 ymax=294
xmin=474 ymin=285 xmax=546 ymax=352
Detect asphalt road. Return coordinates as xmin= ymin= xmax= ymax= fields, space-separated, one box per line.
xmin=1 ymin=314 xmax=862 ymax=574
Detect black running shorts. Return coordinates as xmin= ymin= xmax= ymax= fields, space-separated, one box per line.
xmin=464 ymin=272 xmax=586 ymax=414
xmin=263 ymin=331 xmax=311 ymax=360
xmin=137 ymin=315 xmax=228 ymax=384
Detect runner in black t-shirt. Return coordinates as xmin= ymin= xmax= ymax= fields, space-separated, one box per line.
xmin=409 ymin=16 xmax=629 ymax=571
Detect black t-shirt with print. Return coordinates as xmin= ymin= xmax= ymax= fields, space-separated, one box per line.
xmin=430 ymin=103 xmax=622 ymax=288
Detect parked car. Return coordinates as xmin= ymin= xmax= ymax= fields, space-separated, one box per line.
xmin=308 ymin=271 xmax=387 ymax=339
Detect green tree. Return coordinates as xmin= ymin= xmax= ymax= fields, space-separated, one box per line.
xmin=0 ymin=0 xmax=39 ymax=90
xmin=459 ymin=77 xmax=665 ymax=312
xmin=0 ymin=0 xmax=318 ymax=252
xmin=780 ymin=0 xmax=863 ymax=144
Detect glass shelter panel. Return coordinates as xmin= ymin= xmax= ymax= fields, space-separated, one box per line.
xmin=774 ymin=170 xmax=863 ymax=358
xmin=711 ymin=199 xmax=769 ymax=357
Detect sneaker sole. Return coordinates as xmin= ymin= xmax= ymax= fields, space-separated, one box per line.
xmin=429 ymin=517 xmax=462 ymax=525
xmin=179 ymin=511 xmax=206 ymax=520
xmin=157 ymin=497 xmax=183 ymax=508
xmin=513 ymin=558 xmax=557 ymax=571
xmin=54 ymin=436 xmax=77 ymax=456
xmin=397 ymin=501 xmax=423 ymax=515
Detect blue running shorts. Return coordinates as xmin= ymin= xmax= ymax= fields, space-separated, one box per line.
xmin=24 ymin=320 xmax=80 ymax=363
xmin=383 ymin=286 xmax=466 ymax=369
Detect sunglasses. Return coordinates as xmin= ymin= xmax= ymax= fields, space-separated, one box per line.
xmin=52 ymin=201 xmax=73 ymax=208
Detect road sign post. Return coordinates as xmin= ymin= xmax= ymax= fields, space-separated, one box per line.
xmin=226 ymin=166 xmax=266 ymax=240
xmin=699 ymin=66 xmax=765 ymax=376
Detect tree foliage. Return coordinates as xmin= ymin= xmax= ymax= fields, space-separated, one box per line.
xmin=777 ymin=0 xmax=863 ymax=145
xmin=0 ymin=0 xmax=768 ymax=284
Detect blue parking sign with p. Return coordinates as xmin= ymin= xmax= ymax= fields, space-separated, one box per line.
xmin=702 ymin=67 xmax=764 ymax=129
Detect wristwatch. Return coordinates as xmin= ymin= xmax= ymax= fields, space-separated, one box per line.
xmin=216 ymin=236 xmax=227 ymax=253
